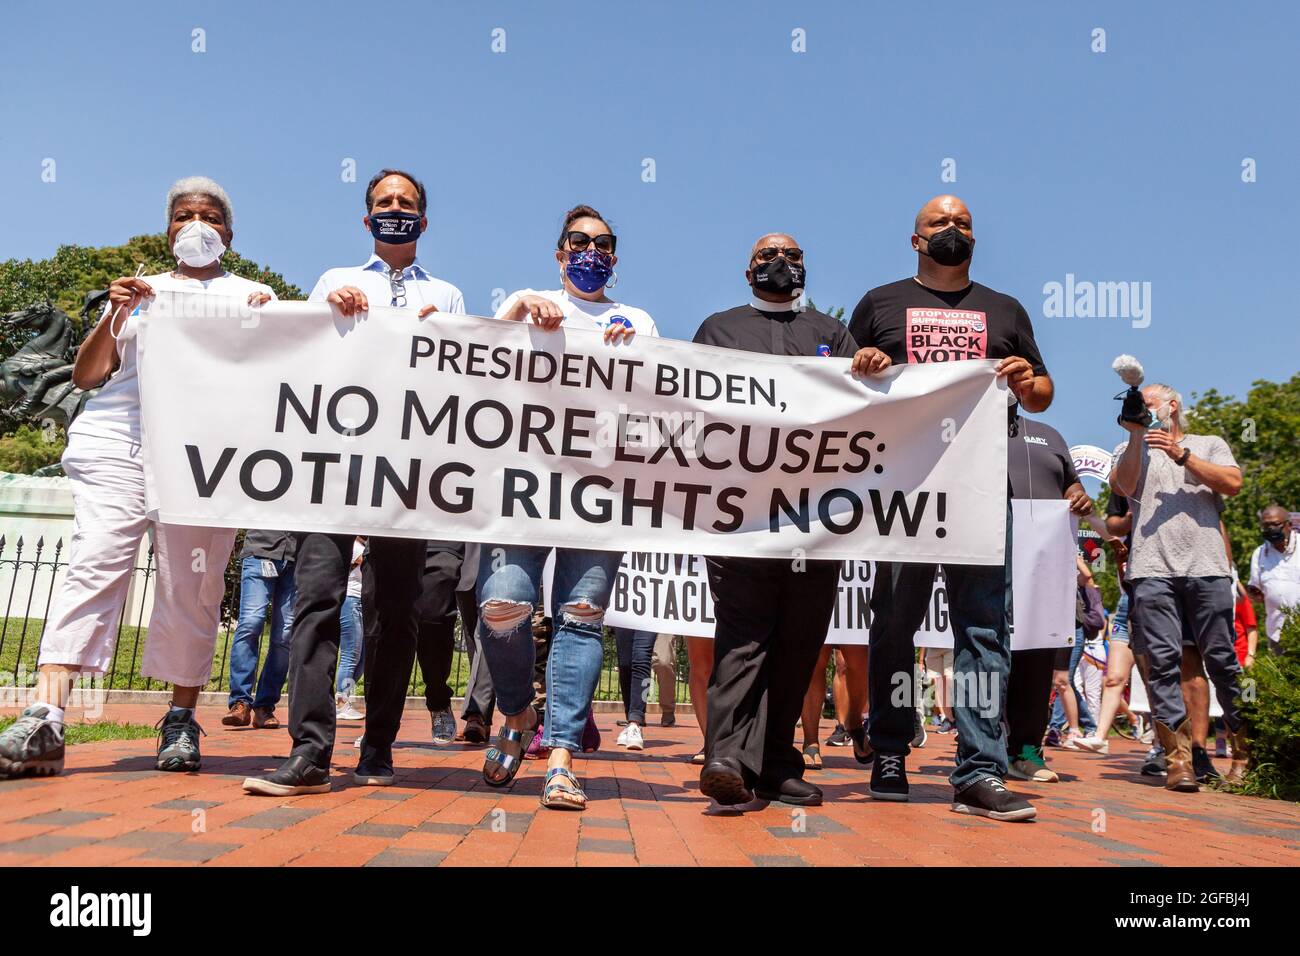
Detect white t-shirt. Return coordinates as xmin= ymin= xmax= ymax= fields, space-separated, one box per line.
xmin=492 ymin=288 xmax=658 ymax=338
xmin=346 ymin=538 xmax=365 ymax=599
xmin=70 ymin=271 xmax=277 ymax=443
xmin=1249 ymin=534 xmax=1300 ymax=643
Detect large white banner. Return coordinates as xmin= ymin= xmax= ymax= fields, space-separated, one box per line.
xmin=602 ymin=500 xmax=1077 ymax=649
xmin=137 ymin=291 xmax=1007 ymax=562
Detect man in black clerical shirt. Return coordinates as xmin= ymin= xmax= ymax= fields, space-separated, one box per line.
xmin=847 ymin=195 xmax=1051 ymax=822
xmin=691 ymin=233 xmax=856 ymax=808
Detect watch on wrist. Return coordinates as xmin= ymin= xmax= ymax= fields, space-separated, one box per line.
xmin=1175 ymin=447 xmax=1191 ymax=466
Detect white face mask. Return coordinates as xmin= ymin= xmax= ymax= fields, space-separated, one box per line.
xmin=172 ymin=220 xmax=226 ymax=267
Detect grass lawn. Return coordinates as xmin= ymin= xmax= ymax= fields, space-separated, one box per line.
xmin=0 ymin=715 xmax=157 ymax=745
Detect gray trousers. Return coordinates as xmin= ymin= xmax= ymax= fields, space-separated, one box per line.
xmin=1132 ymin=575 xmax=1243 ymax=732
xmin=458 ymin=587 xmax=495 ymax=724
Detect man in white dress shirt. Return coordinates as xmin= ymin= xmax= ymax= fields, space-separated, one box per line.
xmin=245 ymin=169 xmax=466 ymax=795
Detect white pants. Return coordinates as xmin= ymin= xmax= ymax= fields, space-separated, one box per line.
xmin=37 ymin=434 xmax=235 ymax=687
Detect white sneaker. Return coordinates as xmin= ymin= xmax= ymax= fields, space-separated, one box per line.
xmin=1071 ymin=735 xmax=1110 ymax=755
xmin=336 ymin=697 xmax=364 ymax=721
xmin=616 ymin=726 xmax=631 ymax=747
xmin=624 ymin=723 xmax=644 ymax=751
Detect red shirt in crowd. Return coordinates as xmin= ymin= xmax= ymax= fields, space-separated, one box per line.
xmin=1233 ymin=594 xmax=1258 ymax=666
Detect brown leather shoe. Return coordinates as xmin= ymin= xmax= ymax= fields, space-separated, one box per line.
xmin=252 ymin=707 xmax=280 ymax=729
xmin=1155 ymin=719 xmax=1198 ymax=792
xmin=222 ymin=701 xmax=252 ymax=727
xmin=1224 ymin=726 xmax=1249 ymax=785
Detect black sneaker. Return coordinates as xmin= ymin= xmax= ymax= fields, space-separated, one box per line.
xmin=155 ymin=709 xmax=204 ymax=772
xmin=0 ymin=705 xmax=65 ymax=778
xmin=869 ymin=752 xmax=909 ymax=801
xmin=1192 ymin=746 xmax=1220 ymax=783
xmin=1140 ymin=745 xmax=1167 ymax=776
xmin=951 ymin=778 xmax=1037 ymax=822
xmin=910 ymin=711 xmax=928 ymax=749
xmin=353 ymin=747 xmax=395 ymax=786
xmin=243 ymin=754 xmax=330 ymax=796
xmin=825 ymin=724 xmax=851 ymax=747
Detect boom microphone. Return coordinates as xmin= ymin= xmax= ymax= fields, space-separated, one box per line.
xmin=1111 ymin=354 xmax=1152 ymax=427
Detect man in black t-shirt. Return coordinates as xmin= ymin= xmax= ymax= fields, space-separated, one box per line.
xmin=847 ymin=195 xmax=1051 ymax=822
xmin=1003 ymin=414 xmax=1098 ymax=784
xmin=692 ymin=233 xmax=857 ymax=809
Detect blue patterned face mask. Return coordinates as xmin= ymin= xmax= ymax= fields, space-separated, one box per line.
xmin=564 ymin=249 xmax=614 ymax=293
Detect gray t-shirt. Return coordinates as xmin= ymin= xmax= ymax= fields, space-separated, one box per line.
xmin=1111 ymin=433 xmax=1238 ymax=579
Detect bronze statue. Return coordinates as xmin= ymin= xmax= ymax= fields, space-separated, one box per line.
xmin=0 ymin=291 xmax=106 ymax=427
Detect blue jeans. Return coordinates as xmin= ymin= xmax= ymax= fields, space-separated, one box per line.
xmin=475 ymin=545 xmax=622 ymax=753
xmin=1049 ymin=628 xmax=1097 ymax=733
xmin=868 ymin=499 xmax=1013 ymax=791
xmin=336 ymin=595 xmax=363 ymax=696
xmin=228 ymin=555 xmax=296 ymax=710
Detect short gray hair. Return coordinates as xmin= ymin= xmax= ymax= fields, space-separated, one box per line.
xmin=1146 ymin=382 xmax=1188 ymax=431
xmin=165 ymin=176 xmax=233 ymax=228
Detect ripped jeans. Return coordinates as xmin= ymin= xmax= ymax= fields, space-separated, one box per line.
xmin=475 ymin=545 xmax=622 ymax=753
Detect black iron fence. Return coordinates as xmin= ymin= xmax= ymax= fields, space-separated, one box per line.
xmin=0 ymin=534 xmax=693 ymax=706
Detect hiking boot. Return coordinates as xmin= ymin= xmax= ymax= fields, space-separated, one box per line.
xmin=0 ymin=705 xmax=64 ymax=778
xmin=155 ymin=709 xmax=204 ymax=772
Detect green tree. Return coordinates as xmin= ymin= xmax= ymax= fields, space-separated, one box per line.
xmin=0 ymin=236 xmax=302 ymax=458
xmin=0 ymin=425 xmax=65 ymax=473
xmin=1186 ymin=373 xmax=1300 ymax=596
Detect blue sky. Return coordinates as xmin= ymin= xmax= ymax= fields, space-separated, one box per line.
xmin=1 ymin=1 xmax=1293 ymax=455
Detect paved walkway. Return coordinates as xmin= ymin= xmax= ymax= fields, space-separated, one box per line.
xmin=2 ymin=704 xmax=1298 ymax=867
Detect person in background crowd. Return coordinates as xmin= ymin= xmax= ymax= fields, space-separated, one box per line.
xmin=1232 ymin=579 xmax=1259 ymax=669
xmin=651 ymin=634 xmax=679 ymax=728
xmin=799 ymin=644 xmax=869 ymax=770
xmin=1248 ymin=504 xmax=1299 ymax=655
xmin=1071 ymin=590 xmax=1140 ymax=755
xmin=224 ymin=530 xmax=297 ymax=729
xmin=403 ymin=542 xmax=473 ymax=745
xmin=692 ymin=232 xmax=856 ymax=809
xmin=457 ymin=543 xmax=493 ymax=744
xmin=476 ymin=204 xmax=649 ymax=811
xmin=686 ymin=637 xmax=713 ymax=765
xmin=244 ymin=168 xmax=460 ymax=796
xmin=613 ymin=627 xmax=654 ymax=751
xmin=0 ymin=177 xmax=276 ymax=779
xmin=1110 ymin=382 xmax=1247 ymax=791
xmin=1047 ymin=561 xmax=1101 ymax=748
xmin=848 ymin=195 xmax=1052 ymax=821
xmin=335 ymin=538 xmax=365 ymax=721
xmin=1002 ymin=412 xmax=1117 ymax=783
xmin=924 ymin=644 xmax=956 ymax=734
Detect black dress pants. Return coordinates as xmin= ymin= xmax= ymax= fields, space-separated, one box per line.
xmin=704 ymin=556 xmax=840 ymax=784
xmin=1005 ymin=647 xmax=1057 ymax=756
xmin=287 ymin=532 xmax=423 ymax=766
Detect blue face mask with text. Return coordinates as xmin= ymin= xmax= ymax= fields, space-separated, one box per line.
xmin=564 ymin=249 xmax=613 ymax=293
xmin=368 ymin=211 xmax=422 ymax=245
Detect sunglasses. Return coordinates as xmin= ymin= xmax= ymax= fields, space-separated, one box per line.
xmin=563 ymin=231 xmax=617 ymax=254
xmin=752 ymin=246 xmax=804 ymax=264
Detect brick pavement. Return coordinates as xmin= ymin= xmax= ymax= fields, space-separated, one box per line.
xmin=2 ymin=703 xmax=1298 ymax=867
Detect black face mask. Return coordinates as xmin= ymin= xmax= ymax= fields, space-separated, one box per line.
xmin=751 ymin=256 xmax=806 ymax=298
xmin=920 ymin=226 xmax=974 ymax=266
xmin=1262 ymin=527 xmax=1286 ymax=545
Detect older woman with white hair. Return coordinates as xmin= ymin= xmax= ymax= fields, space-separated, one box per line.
xmin=0 ymin=176 xmax=276 ymax=780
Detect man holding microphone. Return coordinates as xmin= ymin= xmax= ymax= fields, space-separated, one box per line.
xmin=1109 ymin=382 xmax=1247 ymax=790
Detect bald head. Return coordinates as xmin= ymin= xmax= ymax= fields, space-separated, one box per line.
xmin=914 ymin=195 xmax=972 ymax=234
xmin=750 ymin=232 xmax=798 ymax=260
xmin=1261 ymin=504 xmax=1291 ymax=523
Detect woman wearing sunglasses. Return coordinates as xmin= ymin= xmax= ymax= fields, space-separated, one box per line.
xmin=479 ymin=204 xmax=656 ymax=810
